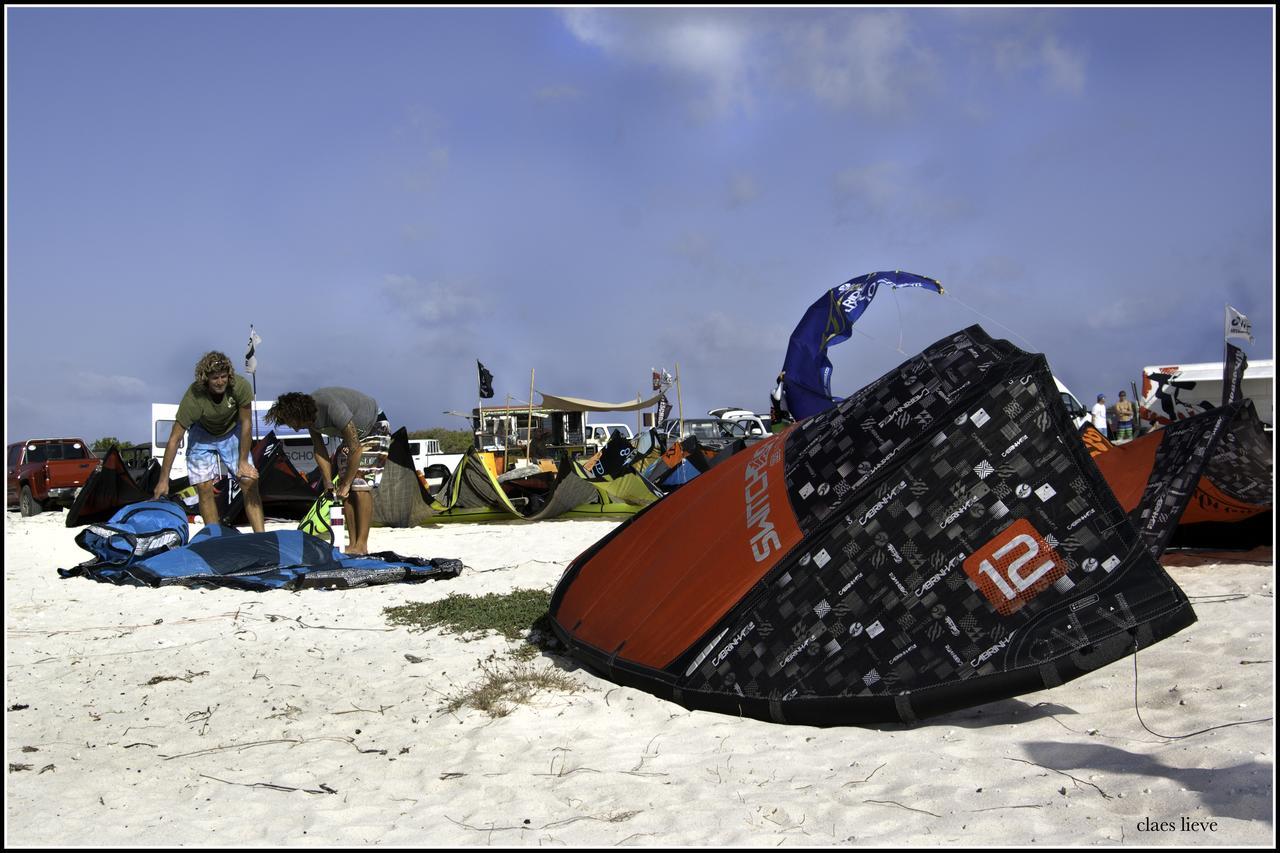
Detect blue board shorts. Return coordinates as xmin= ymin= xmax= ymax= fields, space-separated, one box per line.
xmin=186 ymin=423 xmax=257 ymax=486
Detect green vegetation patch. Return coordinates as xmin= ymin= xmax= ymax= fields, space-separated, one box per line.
xmin=384 ymin=588 xmax=552 ymax=642
xmin=445 ymin=662 xmax=582 ymax=718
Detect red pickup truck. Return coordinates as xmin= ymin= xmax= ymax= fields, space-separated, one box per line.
xmin=6 ymin=438 xmax=100 ymax=516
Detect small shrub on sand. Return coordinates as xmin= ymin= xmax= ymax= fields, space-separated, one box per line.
xmin=386 ymin=589 xmax=578 ymax=716
xmin=445 ymin=662 xmax=581 ymax=718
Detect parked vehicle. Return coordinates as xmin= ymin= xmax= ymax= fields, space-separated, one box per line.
xmin=1140 ymin=359 xmax=1273 ymax=432
xmin=406 ymin=437 xmax=463 ymax=490
xmin=120 ymin=440 xmax=153 ymax=473
xmin=7 ymin=438 xmax=99 ymax=516
xmin=708 ymin=408 xmax=769 ymax=437
xmin=658 ymin=417 xmax=755 ymax=452
xmin=1052 ymin=377 xmax=1092 ymax=431
xmin=113 ymin=445 xmax=153 ymax=478
xmin=583 ymin=422 xmax=634 ymax=451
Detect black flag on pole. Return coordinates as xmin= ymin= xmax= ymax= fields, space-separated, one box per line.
xmin=655 ymin=393 xmax=671 ymax=424
xmin=477 ymin=361 xmax=495 ymax=399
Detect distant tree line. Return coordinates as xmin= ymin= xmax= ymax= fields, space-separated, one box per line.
xmin=408 ymin=428 xmax=472 ymax=453
xmin=92 ymin=437 xmax=139 ymax=452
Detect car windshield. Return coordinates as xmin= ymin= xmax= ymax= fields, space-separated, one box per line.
xmin=687 ymin=422 xmax=722 ymax=441
xmin=25 ymin=441 xmax=89 ymax=463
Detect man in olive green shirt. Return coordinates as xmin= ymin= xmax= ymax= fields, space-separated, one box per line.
xmin=153 ymin=351 xmax=265 ymax=532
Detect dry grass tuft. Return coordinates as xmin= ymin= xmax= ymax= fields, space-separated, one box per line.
xmin=445 ymin=663 xmax=581 ymax=718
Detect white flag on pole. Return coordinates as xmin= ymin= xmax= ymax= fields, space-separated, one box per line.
xmin=1225 ymin=305 xmax=1254 ymax=345
xmin=245 ymin=325 xmax=263 ymax=374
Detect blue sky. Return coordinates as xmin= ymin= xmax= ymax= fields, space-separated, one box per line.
xmin=6 ymin=7 xmax=1274 ymax=445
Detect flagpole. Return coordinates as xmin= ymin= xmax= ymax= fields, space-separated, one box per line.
xmin=503 ymin=393 xmax=512 ymax=471
xmin=477 ymin=362 xmax=484 ymax=453
xmin=675 ymin=362 xmax=684 ymax=439
xmin=247 ymin=324 xmax=260 ymax=440
xmin=527 ymin=369 xmax=535 ymax=465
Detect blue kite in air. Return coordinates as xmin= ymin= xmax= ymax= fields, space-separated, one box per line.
xmin=780 ymin=270 xmax=944 ymax=420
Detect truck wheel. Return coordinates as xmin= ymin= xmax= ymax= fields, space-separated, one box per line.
xmin=20 ymin=485 xmax=44 ymax=517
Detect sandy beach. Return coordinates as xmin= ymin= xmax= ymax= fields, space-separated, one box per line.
xmin=4 ymin=510 xmax=1274 ymax=847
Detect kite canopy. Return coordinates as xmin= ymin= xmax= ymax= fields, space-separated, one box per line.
xmin=422 ymin=448 xmax=660 ymax=523
xmin=781 ymin=270 xmax=944 ymax=420
xmin=61 ymin=524 xmax=462 ymax=591
xmin=551 ymin=325 xmax=1203 ymax=726
xmin=1084 ymin=397 xmax=1272 ymax=549
xmin=65 ymin=446 xmax=149 ymax=527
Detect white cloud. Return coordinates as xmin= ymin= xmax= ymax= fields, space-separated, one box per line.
xmin=781 ymin=12 xmax=936 ymax=113
xmin=379 ymin=274 xmax=485 ymax=327
xmin=560 ymin=9 xmax=1085 ymax=119
xmin=1040 ymin=36 xmax=1085 ymax=95
xmin=989 ymin=31 xmax=1086 ymax=95
xmin=561 ymin=9 xmax=755 ymax=117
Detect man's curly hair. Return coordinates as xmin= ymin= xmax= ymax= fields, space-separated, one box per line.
xmin=194 ymin=351 xmax=235 ymax=386
xmin=265 ymin=392 xmax=318 ymax=427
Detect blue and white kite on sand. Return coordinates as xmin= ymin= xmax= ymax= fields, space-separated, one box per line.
xmin=61 ymin=504 xmax=462 ymax=591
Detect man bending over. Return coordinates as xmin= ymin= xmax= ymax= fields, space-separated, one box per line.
xmin=266 ymin=387 xmax=390 ymax=555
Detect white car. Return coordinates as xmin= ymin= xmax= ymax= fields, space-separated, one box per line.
xmin=584 ymin=423 xmax=634 ymax=446
xmin=707 ymin=408 xmax=769 ymax=436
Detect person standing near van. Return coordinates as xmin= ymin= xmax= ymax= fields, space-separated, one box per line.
xmin=1091 ymin=394 xmax=1110 ymax=439
xmin=770 ymin=371 xmax=793 ymax=432
xmin=153 ymin=351 xmax=266 ymax=532
xmin=265 ymin=387 xmax=389 ymax=555
xmin=1114 ymin=390 xmax=1136 ymax=441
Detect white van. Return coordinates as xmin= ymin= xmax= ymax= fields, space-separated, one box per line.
xmin=1052 ymin=379 xmax=1092 ymax=431
xmin=1140 ymin=359 xmax=1273 ymax=431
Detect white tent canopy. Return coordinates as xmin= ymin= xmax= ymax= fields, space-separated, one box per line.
xmin=536 ymin=391 xmax=664 ymax=413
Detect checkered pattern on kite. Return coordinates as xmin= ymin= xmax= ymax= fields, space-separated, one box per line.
xmin=1200 ymin=400 xmax=1272 ymax=505
xmin=1132 ymin=405 xmax=1240 ymax=559
xmin=677 ymin=336 xmax=1190 ymax=705
xmin=785 ymin=327 xmax=1017 ymax=534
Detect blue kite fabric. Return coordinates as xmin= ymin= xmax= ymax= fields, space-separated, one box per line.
xmin=781 ymin=270 xmax=944 ymax=420
xmin=60 ymin=524 xmax=463 ymax=591
xmin=72 ymin=498 xmax=190 ymax=565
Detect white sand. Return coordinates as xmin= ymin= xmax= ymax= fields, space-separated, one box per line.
xmin=4 ymin=510 xmax=1274 ymax=847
